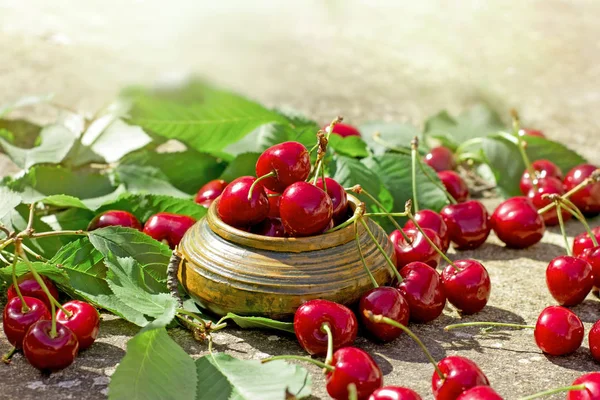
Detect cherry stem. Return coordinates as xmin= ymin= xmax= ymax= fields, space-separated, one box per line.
xmin=537 ymin=169 xmax=600 ymax=215
xmin=554 ymin=199 xmax=572 ymax=256
xmin=261 ymin=355 xmax=335 ymax=372
xmin=444 ymin=321 xmax=535 ymax=331
xmin=355 ymin=220 xmax=378 ymax=288
xmin=364 ymin=310 xmax=444 ymax=379
xmin=267 ymin=192 xmax=282 ymax=198
xmin=248 ymin=171 xmax=276 ymax=201
xmin=26 ymin=230 xmax=88 ymax=240
xmin=359 ymin=217 xmax=401 ymax=282
xmin=411 ymin=137 xmax=420 ymax=212
xmin=321 ymin=323 xmax=334 ymax=366
xmin=312 ymin=117 xmax=342 ymax=185
xmin=176 ymin=308 xmax=210 ymax=330
xmin=10 ymin=245 xmax=29 ymax=313
xmin=518 ymin=384 xmax=586 ymax=400
xmin=511 ymin=110 xmax=538 ymax=191
xmin=347 ymin=383 xmax=358 ymax=400
xmin=417 ymin=156 xmax=458 ymax=204
xmin=21 ymin=243 xmax=46 ymax=261
xmin=326 ymin=201 xmax=365 ymax=234
xmin=2 ymin=347 xmax=16 ymax=364
xmin=372 ymin=132 xmax=411 ymax=155
xmin=559 ymin=198 xmax=599 ymax=248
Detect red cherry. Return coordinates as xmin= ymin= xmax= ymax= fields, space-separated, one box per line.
xmin=567 ymin=373 xmax=600 ymax=400
xmin=526 ymin=177 xmax=571 ymax=226
xmin=194 ymin=179 xmax=228 ymax=207
xmin=546 ymin=256 xmax=593 ymax=306
xmin=359 ymin=287 xmax=410 ymax=342
xmin=521 ymin=128 xmax=545 ymax=138
xmin=404 ymin=210 xmax=450 ymax=253
xmin=581 ymin=246 xmax=600 ymax=288
xmin=431 ymin=356 xmax=490 ymax=400
xmin=217 ymin=176 xmax=269 ymax=228
xmin=255 ymin=141 xmax=311 ymax=192
xmin=280 ymin=182 xmax=333 ymax=237
xmin=441 ymin=260 xmax=491 ymax=315
xmin=396 ymin=262 xmax=446 ymax=323
xmin=293 ymin=299 xmax=357 ymax=356
xmin=438 ymin=171 xmax=469 ymax=203
xmin=250 ymin=217 xmax=286 ymax=237
xmin=589 ymin=320 xmax=600 ymax=363
xmin=88 ymin=210 xmax=142 ymax=231
xmin=456 ymin=386 xmax=503 ymax=400
xmin=7 ymin=273 xmax=59 ymax=310
xmin=441 ymin=201 xmax=491 ymax=250
xmin=265 ymin=189 xmax=281 ymax=218
xmin=142 ymin=212 xmax=196 ymax=249
xmin=56 ymin=300 xmax=100 ymax=350
xmin=390 ymin=228 xmax=442 ymax=269
xmin=22 ymin=320 xmax=79 ymax=371
xmin=3 ymin=297 xmax=50 ymax=348
xmin=316 ymin=177 xmax=349 ymax=222
xmin=534 ymin=306 xmax=584 ymax=356
xmin=328 ymin=123 xmax=361 ymax=138
xmin=564 ymin=164 xmax=600 ymax=216
xmin=491 ymin=197 xmax=545 ymax=249
xmin=520 ymin=160 xmax=563 ymax=195
xmin=425 ymin=147 xmax=456 ymax=173
xmin=369 ymin=387 xmax=422 ymax=400
xmin=573 ymin=227 xmax=600 ymax=257
xmin=326 ymin=347 xmax=383 ymax=400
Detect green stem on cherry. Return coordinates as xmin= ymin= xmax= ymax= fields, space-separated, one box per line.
xmin=364 ymin=310 xmax=444 ymax=379
xmin=554 ymin=198 xmax=572 ymax=256
xmin=20 ymin=243 xmax=47 ymax=261
xmin=26 ymin=230 xmax=88 ymax=240
xmin=348 ymin=383 xmax=358 ymax=400
xmin=355 ymin=220 xmax=378 ymax=288
xmin=537 ymin=168 xmax=600 ymax=215
xmin=417 ymin=156 xmax=458 ymax=205
xmin=511 ymin=110 xmax=538 ymax=191
xmin=2 ymin=347 xmax=16 ymax=364
xmin=518 ymin=384 xmax=586 ymax=400
xmin=247 ymin=171 xmax=276 ymax=201
xmin=444 ymin=321 xmax=535 ymax=331
xmin=371 ymin=132 xmax=411 ymax=155
xmin=411 ymin=137 xmax=420 ymax=212
xmin=359 ymin=217 xmax=401 ymax=282
xmin=326 ymin=202 xmax=365 ymax=233
xmin=10 ymin=246 xmax=29 ymax=313
xmin=267 ymin=192 xmax=282 ymax=198
xmin=321 ymin=323 xmax=334 ymax=366
xmin=559 ymin=198 xmax=599 ymax=248
xmin=262 ymin=355 xmax=335 ymax=372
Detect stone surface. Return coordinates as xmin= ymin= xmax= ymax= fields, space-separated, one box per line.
xmin=1 ymin=1 xmax=600 ymax=399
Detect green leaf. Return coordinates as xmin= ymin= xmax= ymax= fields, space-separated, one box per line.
xmin=81 ymin=119 xmax=151 ymax=164
xmin=358 ymin=121 xmax=422 ymax=156
xmin=4 ymin=204 xmax=65 ymax=258
xmin=112 ymin=164 xmax=191 ymax=198
xmin=40 ymin=194 xmax=91 ymax=210
xmin=219 ymin=313 xmax=295 ymax=334
xmin=0 ymin=119 xmax=41 ymax=147
xmin=219 ymin=152 xmax=261 ymax=182
xmin=95 ymin=193 xmax=207 ymax=222
xmin=328 ymin=135 xmax=369 ymax=158
xmin=0 ymin=261 xmax=70 ymax=287
xmin=41 ymin=208 xmax=95 ymax=231
xmin=0 ymin=94 xmax=53 ymax=117
xmin=523 ymin=135 xmax=587 ymax=174
xmin=0 ymin=187 xmax=21 ymax=228
xmin=196 ymin=353 xmax=312 ymax=400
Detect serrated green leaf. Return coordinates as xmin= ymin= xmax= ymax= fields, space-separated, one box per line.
xmin=219 ymin=313 xmax=295 ymax=334
xmin=359 ymin=121 xmax=422 ymax=156
xmin=0 ymin=187 xmax=21 ymax=229
xmin=83 ymin=119 xmax=151 ymax=164
xmin=219 ymin=152 xmax=261 ymax=182
xmin=40 ymin=194 xmax=91 ymax=210
xmin=0 ymin=261 xmax=70 ymax=287
xmin=95 ymin=193 xmax=207 ymax=222
xmin=113 ymin=164 xmax=191 ymax=198
xmin=328 ymin=135 xmax=369 ymax=158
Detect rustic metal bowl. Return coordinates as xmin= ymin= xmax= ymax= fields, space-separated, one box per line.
xmin=177 ymin=194 xmax=395 ymax=320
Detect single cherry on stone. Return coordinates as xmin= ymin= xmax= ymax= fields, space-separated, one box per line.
xmin=456 ymin=386 xmax=503 ymax=400
xmin=217 ymin=176 xmax=269 ymax=228
xmin=7 ymin=273 xmax=60 ymax=310
xmin=359 ymin=287 xmax=410 ymax=342
xmin=438 ymin=171 xmax=470 ymax=203
xmin=255 ymin=141 xmax=311 ymax=192
xmin=425 ymin=146 xmax=456 ymax=173
xmin=390 ymin=228 xmax=442 ymax=270
xmin=546 ymin=255 xmax=593 ymax=306
xmin=316 ymin=177 xmax=348 ymax=222
xmin=3 ymin=296 xmax=50 ymax=348
xmin=56 ymin=300 xmax=100 ymax=350
xmin=527 ymin=176 xmax=571 ymax=226
xmin=404 ymin=210 xmax=450 ymax=253
xmin=369 ymin=386 xmax=422 ymax=400
xmin=396 ymin=262 xmax=447 ymax=323
xmin=23 ymin=320 xmax=79 ymax=371
xmin=431 ymin=356 xmax=490 ymax=400
xmin=142 ymin=212 xmax=196 ymax=249
xmin=441 ymin=200 xmax=491 ymax=251
xmin=88 ymin=210 xmax=142 ymax=231
xmin=280 ymin=181 xmax=333 ymax=237
xmin=491 ymin=196 xmax=545 ymax=249
xmin=588 ymin=320 xmax=600 ymax=363
xmin=534 ymin=305 xmax=584 ymax=356
xmin=441 ymin=259 xmax=491 ymax=315
xmin=194 ymin=179 xmax=228 ymax=208
xmin=563 ymin=164 xmax=600 ymax=216
xmin=519 ymin=159 xmax=563 ymax=195
xmin=326 ymin=346 xmax=383 ymax=400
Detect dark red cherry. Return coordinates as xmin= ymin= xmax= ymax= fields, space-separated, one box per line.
xmin=520 ymin=128 xmax=545 ymax=138
xmin=23 ymin=320 xmax=79 ymax=371
xmin=265 ymin=188 xmax=281 ymax=218
xmin=441 ymin=201 xmax=491 ymax=250
xmin=534 ymin=306 xmax=584 ymax=356
xmin=294 ymin=299 xmax=357 ymax=356
xmin=568 ymin=372 xmax=600 ymax=400
xmin=326 ymin=347 xmax=383 ymax=400
xmin=369 ymin=387 xmax=422 ymax=400
xmin=491 ymin=197 xmax=545 ymax=249
xmin=250 ymin=217 xmax=286 ymax=237
xmin=564 ymin=164 xmax=600 ymax=216
xmin=7 ymin=273 xmax=59 ymax=310
xmin=441 ymin=260 xmax=491 ymax=315
xmin=404 ymin=210 xmax=450 ymax=253
xmin=396 ymin=262 xmax=446 ymax=323
xmin=3 ymin=296 xmax=50 ymax=348
xmin=589 ymin=320 xmax=600 ymax=363
xmin=520 ymin=159 xmax=563 ymax=195
xmin=573 ymin=227 xmax=600 ymax=257
xmin=390 ymin=228 xmax=442 ymax=269
xmin=280 ymin=182 xmax=333 ymax=237
xmin=456 ymin=386 xmax=503 ymax=400
xmin=425 ymin=147 xmax=456 ymax=172
xmin=316 ymin=177 xmax=348 ymax=222
xmin=142 ymin=212 xmax=196 ymax=249
xmin=255 ymin=141 xmax=311 ymax=192
xmin=328 ymin=122 xmax=361 ymax=138
xmin=431 ymin=356 xmax=490 ymax=400
xmin=438 ymin=171 xmax=469 ymax=203
xmin=194 ymin=179 xmax=228 ymax=208
xmin=581 ymin=246 xmax=600 ymax=288
xmin=88 ymin=210 xmax=142 ymax=231
xmin=359 ymin=287 xmax=410 ymax=342
xmin=217 ymin=176 xmax=269 ymax=227
xmin=526 ymin=176 xmax=571 ymax=226
xmin=546 ymin=256 xmax=593 ymax=306
xmin=56 ymin=300 xmax=100 ymax=350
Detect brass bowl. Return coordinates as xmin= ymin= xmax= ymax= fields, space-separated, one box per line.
xmin=178 ymin=194 xmax=395 ymax=320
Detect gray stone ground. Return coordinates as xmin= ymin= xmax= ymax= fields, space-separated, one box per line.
xmin=1 ymin=1 xmax=600 ymax=399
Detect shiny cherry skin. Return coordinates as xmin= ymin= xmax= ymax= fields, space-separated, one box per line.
xmin=581 ymin=246 xmax=600 ymax=288
xmin=3 ymin=296 xmax=50 ymax=348
xmin=194 ymin=179 xmax=228 ymax=207
xmin=519 ymin=159 xmax=563 ymax=195
xmin=217 ymin=176 xmax=269 ymax=227
xmin=250 ymin=217 xmax=286 ymax=237
xmin=441 ymin=260 xmax=491 ymax=315
xmin=293 ymin=299 xmax=357 ymax=356
xmin=431 ymin=356 xmax=490 ymax=400
xmin=265 ymin=188 xmax=281 ymax=218
xmin=491 ymin=197 xmax=545 ymax=249
xmin=567 ymin=372 xmax=600 ymax=400
xmin=328 ymin=122 xmax=361 ymax=138
xmin=527 ymin=176 xmax=571 ymax=226
xmin=280 ymin=182 xmax=333 ymax=236
xmin=396 ymin=262 xmax=446 ymax=323
xmin=534 ymin=305 xmax=584 ymax=356
xmin=573 ymin=227 xmax=600 ymax=257
xmin=316 ymin=177 xmax=348 ymax=222
xmin=546 ymin=256 xmax=593 ymax=306
xmin=7 ymin=273 xmax=60 ymax=310
xmin=255 ymin=141 xmax=311 ymax=192
xmin=369 ymin=386 xmax=422 ymax=400
xmin=521 ymin=128 xmax=545 ymax=138
xmin=390 ymin=228 xmax=442 ymax=269
xmin=441 ymin=201 xmax=491 ymax=250
xmin=564 ymin=164 xmax=600 ymax=216
xmin=143 ymin=212 xmax=196 ymax=249
xmin=588 ymin=320 xmax=600 ymax=362
xmin=56 ymin=300 xmax=100 ymax=350
xmin=404 ymin=210 xmax=450 ymax=253
xmin=23 ymin=320 xmax=79 ymax=371
xmin=456 ymin=386 xmax=503 ymax=400
xmin=438 ymin=171 xmax=469 ymax=203
xmin=359 ymin=287 xmax=410 ymax=342
xmin=88 ymin=210 xmax=142 ymax=231
xmin=326 ymin=347 xmax=383 ymax=400
xmin=425 ymin=147 xmax=456 ymax=172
